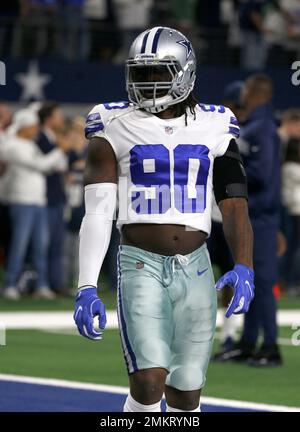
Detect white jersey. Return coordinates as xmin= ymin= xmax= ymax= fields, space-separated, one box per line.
xmin=85 ymin=101 xmax=239 ymax=235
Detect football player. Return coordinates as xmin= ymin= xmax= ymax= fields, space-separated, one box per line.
xmin=74 ymin=27 xmax=254 ymax=412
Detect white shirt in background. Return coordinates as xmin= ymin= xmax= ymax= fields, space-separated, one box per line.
xmin=114 ymin=0 xmax=152 ymax=30
xmin=282 ymin=161 xmax=300 ymax=215
xmin=0 ymin=130 xmax=9 ymax=203
xmin=2 ymin=134 xmax=67 ymax=206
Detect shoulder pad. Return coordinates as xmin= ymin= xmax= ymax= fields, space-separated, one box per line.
xmin=226 ymin=108 xmax=240 ymax=139
xmin=85 ymin=101 xmax=130 ymax=139
xmin=198 ymin=103 xmax=240 ymax=139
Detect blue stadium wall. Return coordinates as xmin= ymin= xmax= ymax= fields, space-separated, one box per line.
xmin=1 ymin=60 xmax=299 ymax=110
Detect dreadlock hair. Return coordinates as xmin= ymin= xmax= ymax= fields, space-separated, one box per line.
xmin=171 ymin=92 xmax=198 ymax=126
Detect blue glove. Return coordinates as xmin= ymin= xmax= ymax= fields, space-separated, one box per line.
xmin=73 ymin=287 xmax=107 ymax=340
xmin=215 ymin=264 xmax=255 ymax=318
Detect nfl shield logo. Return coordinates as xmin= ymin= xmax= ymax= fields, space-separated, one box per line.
xmin=165 ymin=126 xmax=174 ymax=135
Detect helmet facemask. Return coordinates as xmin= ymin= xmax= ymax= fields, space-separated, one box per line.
xmin=126 ymin=57 xmax=194 ymax=113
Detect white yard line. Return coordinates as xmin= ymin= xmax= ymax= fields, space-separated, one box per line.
xmin=0 ymin=374 xmax=299 ymax=412
xmin=0 ymin=311 xmax=118 ymax=329
xmin=1 ymin=310 xmax=300 ymax=329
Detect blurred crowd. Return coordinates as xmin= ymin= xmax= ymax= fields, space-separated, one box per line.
xmin=0 ymin=0 xmax=300 ymax=68
xmin=0 ymin=100 xmax=119 ymax=299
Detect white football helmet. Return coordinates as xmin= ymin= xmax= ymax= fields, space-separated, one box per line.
xmin=125 ymin=27 xmax=196 ymax=113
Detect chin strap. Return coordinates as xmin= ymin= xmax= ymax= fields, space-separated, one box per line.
xmin=137 ymin=88 xmax=193 ymax=114
xmin=144 ymin=104 xmax=169 ymax=113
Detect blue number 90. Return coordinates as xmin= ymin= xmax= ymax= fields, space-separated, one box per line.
xmin=130 ymin=144 xmax=210 ymax=215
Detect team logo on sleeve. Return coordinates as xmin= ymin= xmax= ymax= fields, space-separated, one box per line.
xmin=229 ymin=116 xmax=240 ymax=138
xmin=85 ymin=112 xmax=104 ymax=139
xmin=87 ymin=112 xmax=101 ymax=122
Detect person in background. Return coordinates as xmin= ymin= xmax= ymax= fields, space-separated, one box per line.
xmin=281 ymin=138 xmax=300 ymax=296
xmin=36 ymin=101 xmax=67 ymax=296
xmin=279 ymin=0 xmax=300 ymax=58
xmin=0 ymin=101 xmax=12 ymax=270
xmin=58 ymin=0 xmax=89 ymax=61
xmin=194 ymin=0 xmax=224 ymax=65
xmin=239 ymin=0 xmax=269 ymax=70
xmin=278 ymin=108 xmax=300 ymax=160
xmin=1 ymin=108 xmax=68 ymax=300
xmin=0 ymin=102 xmax=12 ymax=133
xmin=0 ymin=101 xmax=12 ymax=161
xmin=194 ymin=0 xmax=221 ymax=29
xmin=170 ymin=0 xmax=195 ymax=34
xmin=113 ymin=0 xmax=153 ymax=63
xmin=13 ymin=0 xmax=58 ymax=58
xmin=278 ymin=108 xmax=300 ymax=291
xmin=263 ymin=0 xmax=288 ymax=65
xmin=0 ymin=0 xmax=27 ymax=57
xmin=64 ymin=117 xmax=87 ymax=291
xmin=84 ymin=0 xmax=119 ymax=61
xmin=220 ymin=74 xmax=282 ymax=366
xmin=150 ymin=0 xmax=170 ymax=26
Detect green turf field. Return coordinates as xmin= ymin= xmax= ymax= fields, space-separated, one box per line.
xmin=0 ymin=328 xmax=299 ymax=407
xmin=1 ymin=266 xmax=300 ymax=409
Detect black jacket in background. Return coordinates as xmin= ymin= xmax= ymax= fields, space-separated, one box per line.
xmin=36 ymin=130 xmax=66 ymax=207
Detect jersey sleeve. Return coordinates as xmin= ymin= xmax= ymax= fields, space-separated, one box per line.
xmin=84 ymin=103 xmax=119 ymax=158
xmin=85 ymin=104 xmax=106 ymax=140
xmin=212 ymin=107 xmax=240 ymax=157
xmin=84 ymin=101 xmax=130 ymax=159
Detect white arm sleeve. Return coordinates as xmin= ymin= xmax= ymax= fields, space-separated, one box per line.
xmin=78 ymin=182 xmax=118 ymax=289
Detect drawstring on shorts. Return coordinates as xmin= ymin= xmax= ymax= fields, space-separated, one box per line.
xmin=162 ymin=254 xmax=190 ymax=286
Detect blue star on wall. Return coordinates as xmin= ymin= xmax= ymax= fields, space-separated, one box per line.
xmin=176 ymin=39 xmax=193 ymax=60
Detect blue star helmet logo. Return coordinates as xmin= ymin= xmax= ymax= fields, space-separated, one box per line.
xmin=176 ymin=38 xmax=193 ymax=60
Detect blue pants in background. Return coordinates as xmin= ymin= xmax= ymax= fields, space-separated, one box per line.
xmin=280 ymin=207 xmax=300 ymax=288
xmin=5 ymin=204 xmax=49 ymax=290
xmin=241 ymin=217 xmax=278 ymax=346
xmin=47 ymin=204 xmax=65 ymax=292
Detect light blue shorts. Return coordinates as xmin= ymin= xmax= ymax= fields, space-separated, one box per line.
xmin=116 ymin=243 xmax=217 ymax=391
